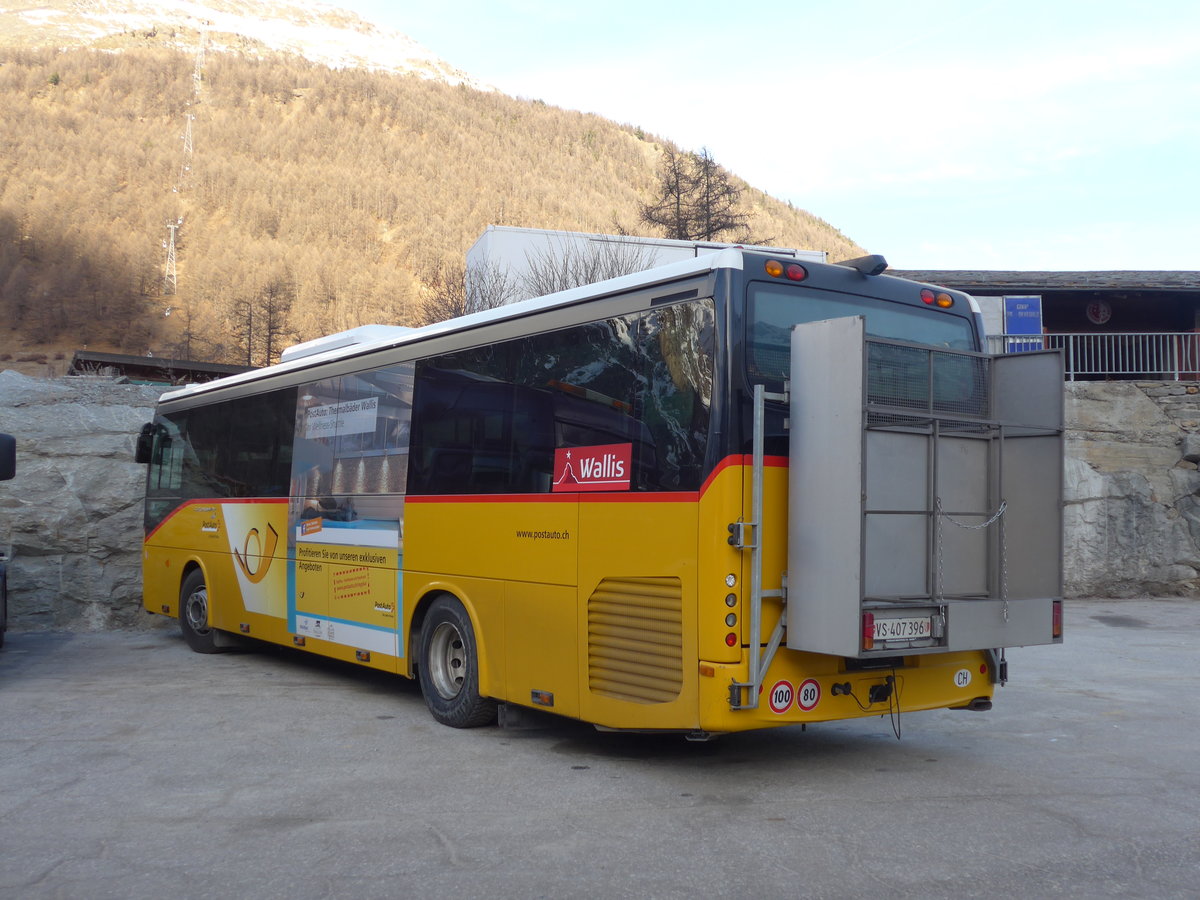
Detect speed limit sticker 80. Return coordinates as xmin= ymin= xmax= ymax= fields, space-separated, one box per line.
xmin=767 ymin=679 xmax=821 ymax=714
xmin=795 ymin=678 xmax=821 ymax=711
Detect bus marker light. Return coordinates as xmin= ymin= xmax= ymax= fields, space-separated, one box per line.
xmin=239 ymin=623 xmax=251 ymax=634
xmin=699 ymin=664 xmax=715 ymax=677
xmin=531 ymin=690 xmax=554 ymax=707
xmin=862 ymin=612 xmax=875 ymax=650
xmin=725 ymin=613 xmax=737 ymax=627
xmin=725 ymin=632 xmax=738 ymax=647
xmin=765 ymin=259 xmax=784 ymax=277
xmin=1052 ymin=600 xmax=1063 ymax=638
xmin=725 ymin=573 xmax=737 ymax=587
xmin=921 ymin=289 xmax=936 ymax=305
xmin=786 ymin=264 xmax=808 ymax=282
xmin=160 ymin=604 xmax=170 ymax=615
xmin=725 ymin=593 xmax=737 ymax=607
xmin=355 ymin=649 xmax=371 ymax=662
xmin=293 ymin=635 xmax=306 ymax=647
xmin=935 ymin=293 xmax=954 ymax=308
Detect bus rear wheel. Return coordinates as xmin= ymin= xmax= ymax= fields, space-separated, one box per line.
xmin=418 ymin=596 xmax=497 ymax=728
xmin=179 ymin=569 xmax=221 ymax=654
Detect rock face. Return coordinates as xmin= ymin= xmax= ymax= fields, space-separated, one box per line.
xmin=0 ymin=371 xmax=1196 ymax=632
xmin=1064 ymin=382 xmax=1200 ymax=597
xmin=0 ymin=371 xmax=161 ymax=629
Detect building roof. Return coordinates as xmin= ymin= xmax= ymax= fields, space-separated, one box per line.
xmin=67 ymin=351 xmax=255 ymax=385
xmin=888 ymin=270 xmax=1200 ymax=293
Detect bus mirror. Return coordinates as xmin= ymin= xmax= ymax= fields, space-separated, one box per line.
xmin=0 ymin=433 xmax=13 ymax=480
xmin=135 ymin=423 xmax=154 ymax=465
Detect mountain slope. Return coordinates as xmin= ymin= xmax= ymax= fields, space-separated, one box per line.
xmin=0 ymin=6 xmax=863 ymax=370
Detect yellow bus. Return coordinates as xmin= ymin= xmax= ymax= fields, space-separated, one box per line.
xmin=136 ymin=248 xmax=1063 ymax=737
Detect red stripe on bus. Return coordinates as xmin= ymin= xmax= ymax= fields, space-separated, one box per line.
xmin=698 ymin=454 xmax=789 ymax=496
xmin=406 ymin=491 xmax=698 ymax=504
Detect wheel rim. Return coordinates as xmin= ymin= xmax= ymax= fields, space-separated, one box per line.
xmin=184 ymin=586 xmax=210 ymax=635
xmin=427 ymin=621 xmax=466 ymax=700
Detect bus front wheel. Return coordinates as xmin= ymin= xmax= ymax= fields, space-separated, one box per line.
xmin=179 ymin=569 xmax=221 ymax=654
xmin=418 ymin=596 xmax=497 ymax=728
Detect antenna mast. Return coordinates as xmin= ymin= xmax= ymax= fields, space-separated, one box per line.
xmin=163 ymin=25 xmax=207 ymax=296
xmin=163 ymin=219 xmax=181 ymax=295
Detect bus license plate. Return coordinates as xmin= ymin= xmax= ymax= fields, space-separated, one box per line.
xmin=873 ymin=616 xmax=933 ymax=642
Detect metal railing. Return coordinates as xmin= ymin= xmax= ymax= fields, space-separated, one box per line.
xmin=986 ymin=332 xmax=1200 ymax=381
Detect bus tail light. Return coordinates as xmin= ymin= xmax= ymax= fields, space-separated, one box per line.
xmin=764 ymin=259 xmax=808 ymax=281
xmin=921 ymin=288 xmax=955 ymax=308
xmin=862 ymin=612 xmax=875 ymax=650
xmin=1052 ymin=600 xmax=1063 ymax=639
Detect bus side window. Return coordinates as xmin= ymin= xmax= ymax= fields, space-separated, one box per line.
xmin=410 ymin=344 xmax=522 ymax=496
xmin=408 ymin=299 xmax=715 ymax=496
xmin=515 ymin=301 xmax=715 ymax=492
xmin=225 ymin=389 xmax=296 ymax=497
xmin=148 ymin=421 xmax=182 ymax=492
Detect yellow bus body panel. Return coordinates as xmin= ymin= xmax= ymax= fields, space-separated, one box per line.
xmin=143 ymin=462 xmax=996 ymax=732
xmin=695 ymin=461 xmax=996 ymax=732
xmin=144 ymin=500 xmax=401 ymax=673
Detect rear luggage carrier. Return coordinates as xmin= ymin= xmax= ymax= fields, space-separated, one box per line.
xmin=787 ymin=316 xmax=1063 ymax=659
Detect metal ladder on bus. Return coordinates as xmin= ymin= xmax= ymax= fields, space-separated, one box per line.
xmin=727 ymin=383 xmax=787 ymax=710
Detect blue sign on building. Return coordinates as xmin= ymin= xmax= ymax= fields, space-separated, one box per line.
xmin=1004 ymin=295 xmax=1043 ymax=351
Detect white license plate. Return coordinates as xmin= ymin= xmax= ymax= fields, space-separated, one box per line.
xmin=873 ymin=616 xmax=933 ymax=641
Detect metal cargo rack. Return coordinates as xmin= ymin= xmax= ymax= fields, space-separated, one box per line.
xmin=785 ymin=316 xmax=1063 ymax=660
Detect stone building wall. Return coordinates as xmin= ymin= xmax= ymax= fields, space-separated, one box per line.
xmin=0 ymin=372 xmax=1196 ymax=633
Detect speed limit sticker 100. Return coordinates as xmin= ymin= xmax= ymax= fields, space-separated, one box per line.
xmin=767 ymin=680 xmax=794 ymax=714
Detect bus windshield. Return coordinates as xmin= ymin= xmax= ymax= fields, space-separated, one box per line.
xmin=746 ymin=282 xmax=978 ymax=382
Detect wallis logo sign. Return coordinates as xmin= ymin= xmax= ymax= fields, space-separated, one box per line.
xmin=553 ymin=443 xmax=633 ymax=492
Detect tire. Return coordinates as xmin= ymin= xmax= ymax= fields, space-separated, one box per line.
xmin=179 ymin=568 xmax=221 ymax=654
xmin=417 ymin=596 xmax=497 ymax=728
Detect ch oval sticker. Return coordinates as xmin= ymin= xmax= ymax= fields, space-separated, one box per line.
xmin=954 ymin=668 xmax=973 ymax=688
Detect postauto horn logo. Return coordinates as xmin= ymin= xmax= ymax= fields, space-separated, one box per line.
xmin=233 ymin=523 xmax=279 ymax=584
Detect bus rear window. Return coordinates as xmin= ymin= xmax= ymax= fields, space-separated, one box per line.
xmin=747 ymin=283 xmax=977 ymax=382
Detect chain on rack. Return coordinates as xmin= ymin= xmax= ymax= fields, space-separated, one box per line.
xmin=935 ymin=498 xmax=1009 ymax=622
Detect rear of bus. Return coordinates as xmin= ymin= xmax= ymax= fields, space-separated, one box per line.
xmin=693 ymin=252 xmax=1062 ymax=734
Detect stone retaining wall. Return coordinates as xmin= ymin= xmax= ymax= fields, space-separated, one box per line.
xmin=0 ymin=371 xmax=160 ymax=629
xmin=1064 ymin=382 xmax=1200 ymax=597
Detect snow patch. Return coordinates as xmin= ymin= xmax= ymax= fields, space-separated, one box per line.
xmin=8 ymin=0 xmax=490 ymax=89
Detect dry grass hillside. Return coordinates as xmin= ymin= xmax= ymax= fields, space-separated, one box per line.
xmin=0 ymin=46 xmax=863 ymax=370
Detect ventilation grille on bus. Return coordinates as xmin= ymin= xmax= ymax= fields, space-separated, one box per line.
xmin=587 ymin=576 xmax=683 ymax=704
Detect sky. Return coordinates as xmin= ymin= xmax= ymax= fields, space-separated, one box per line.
xmin=347 ymin=0 xmax=1199 ymax=271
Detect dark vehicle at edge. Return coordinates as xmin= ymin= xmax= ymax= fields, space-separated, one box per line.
xmin=0 ymin=432 xmax=14 ymax=649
